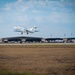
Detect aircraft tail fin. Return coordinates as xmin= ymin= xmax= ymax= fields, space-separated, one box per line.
xmin=30 ymin=26 xmax=37 ymax=31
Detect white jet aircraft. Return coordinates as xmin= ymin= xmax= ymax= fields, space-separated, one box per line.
xmin=14 ymin=26 xmax=38 ymax=34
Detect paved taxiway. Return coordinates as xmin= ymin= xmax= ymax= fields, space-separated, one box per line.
xmin=0 ymin=43 xmax=75 ymax=45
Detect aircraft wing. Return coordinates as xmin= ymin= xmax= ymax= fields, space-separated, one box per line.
xmin=26 ymin=29 xmax=33 ymax=33
xmin=14 ymin=26 xmax=38 ymax=34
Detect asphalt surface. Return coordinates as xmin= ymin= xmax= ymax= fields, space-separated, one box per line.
xmin=0 ymin=43 xmax=75 ymax=45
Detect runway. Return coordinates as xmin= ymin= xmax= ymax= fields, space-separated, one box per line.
xmin=0 ymin=43 xmax=75 ymax=45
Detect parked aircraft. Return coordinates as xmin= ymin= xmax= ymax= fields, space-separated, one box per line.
xmin=14 ymin=26 xmax=39 ymax=34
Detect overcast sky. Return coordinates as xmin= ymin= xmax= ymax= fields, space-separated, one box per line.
xmin=0 ymin=0 xmax=75 ymax=38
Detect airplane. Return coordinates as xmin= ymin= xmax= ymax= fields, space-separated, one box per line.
xmin=14 ymin=26 xmax=39 ymax=34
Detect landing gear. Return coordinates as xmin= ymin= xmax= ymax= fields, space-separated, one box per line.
xmin=21 ymin=32 xmax=23 ymax=34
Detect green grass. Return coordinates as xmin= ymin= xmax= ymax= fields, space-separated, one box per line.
xmin=0 ymin=71 xmax=52 ymax=75
xmin=0 ymin=71 xmax=37 ymax=75
xmin=0 ymin=71 xmax=56 ymax=75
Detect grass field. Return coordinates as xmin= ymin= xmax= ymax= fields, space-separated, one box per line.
xmin=0 ymin=44 xmax=75 ymax=75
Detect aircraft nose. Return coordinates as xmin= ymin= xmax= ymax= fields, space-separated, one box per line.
xmin=14 ymin=27 xmax=17 ymax=29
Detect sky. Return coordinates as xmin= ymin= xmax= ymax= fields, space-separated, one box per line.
xmin=0 ymin=0 xmax=75 ymax=38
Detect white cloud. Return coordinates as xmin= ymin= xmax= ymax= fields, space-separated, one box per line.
xmin=32 ymin=10 xmax=42 ymax=13
xmin=4 ymin=0 xmax=29 ymax=12
xmin=17 ymin=0 xmax=24 ymax=3
xmin=34 ymin=16 xmax=43 ymax=23
xmin=3 ymin=0 xmax=74 ymax=13
xmin=2 ymin=0 xmax=75 ymax=25
xmin=33 ymin=11 xmax=73 ymax=24
xmin=14 ymin=15 xmax=28 ymax=22
xmin=48 ymin=11 xmax=75 ymax=23
xmin=60 ymin=0 xmax=65 ymax=2
xmin=0 ymin=14 xmax=5 ymax=23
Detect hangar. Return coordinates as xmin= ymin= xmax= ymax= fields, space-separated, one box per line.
xmin=1 ymin=36 xmax=42 ymax=43
xmin=45 ymin=38 xmax=63 ymax=43
xmin=45 ymin=38 xmax=75 ymax=43
xmin=0 ymin=36 xmax=75 ymax=43
xmin=67 ymin=38 xmax=75 ymax=43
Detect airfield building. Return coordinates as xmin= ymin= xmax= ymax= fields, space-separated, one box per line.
xmin=1 ymin=36 xmax=75 ymax=43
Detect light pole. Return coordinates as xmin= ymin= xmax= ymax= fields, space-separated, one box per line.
xmin=64 ymin=33 xmax=66 ymax=38
xmin=50 ymin=34 xmax=52 ymax=38
xmin=71 ymin=33 xmax=73 ymax=37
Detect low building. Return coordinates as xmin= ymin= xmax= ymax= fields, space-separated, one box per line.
xmin=2 ymin=36 xmax=42 ymax=43
xmin=1 ymin=36 xmax=75 ymax=43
